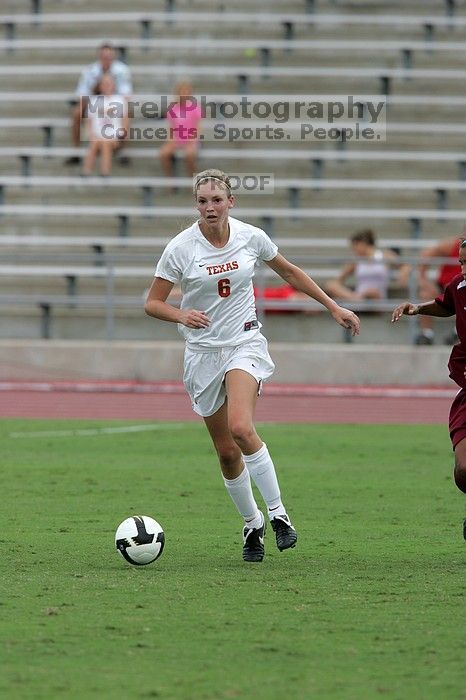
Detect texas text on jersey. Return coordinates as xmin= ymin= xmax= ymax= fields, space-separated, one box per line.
xmin=155 ymin=216 xmax=278 ymax=348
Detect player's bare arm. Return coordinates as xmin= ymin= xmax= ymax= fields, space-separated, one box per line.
xmin=145 ymin=276 xmax=210 ymax=329
xmin=391 ymin=300 xmax=454 ymax=323
xmin=265 ymin=253 xmax=360 ymax=336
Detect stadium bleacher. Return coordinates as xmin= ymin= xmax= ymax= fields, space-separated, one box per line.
xmin=1 ymin=0 xmax=465 ymax=343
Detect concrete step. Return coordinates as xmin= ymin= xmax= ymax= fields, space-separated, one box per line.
xmin=2 ymin=0 xmax=462 ymax=12
xmin=3 ymin=69 xmax=466 ymax=94
xmin=1 ymin=154 xmax=456 ymax=182
xmin=4 ymin=21 xmax=466 ymax=46
xmin=2 ymin=47 xmax=466 ymax=71
xmin=5 ymin=184 xmax=465 ymax=211
xmin=0 ymin=210 xmax=458 ymax=240
xmin=1 ymin=1 xmax=310 ymax=12
xmin=0 ymin=337 xmax=456 ymax=385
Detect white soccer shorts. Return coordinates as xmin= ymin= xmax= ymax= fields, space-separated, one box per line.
xmin=183 ymin=334 xmax=275 ymax=417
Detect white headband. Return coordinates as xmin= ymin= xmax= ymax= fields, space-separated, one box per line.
xmin=194 ymin=176 xmax=231 ymax=193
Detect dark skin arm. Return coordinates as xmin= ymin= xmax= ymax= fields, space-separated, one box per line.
xmin=391 ymin=300 xmax=454 ymax=322
xmin=392 ymin=299 xmax=465 ymax=377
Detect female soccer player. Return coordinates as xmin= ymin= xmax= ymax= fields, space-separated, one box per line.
xmin=145 ymin=169 xmax=360 ymax=562
xmin=392 ymin=239 xmax=466 ymax=540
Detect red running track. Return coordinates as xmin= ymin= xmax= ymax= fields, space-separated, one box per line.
xmin=0 ymin=382 xmax=455 ymax=424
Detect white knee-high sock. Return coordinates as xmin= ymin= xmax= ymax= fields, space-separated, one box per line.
xmin=242 ymin=443 xmax=286 ymax=519
xmin=223 ymin=467 xmax=262 ymax=528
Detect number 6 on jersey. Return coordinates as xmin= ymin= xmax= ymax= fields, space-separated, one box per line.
xmin=217 ymin=278 xmax=231 ymax=298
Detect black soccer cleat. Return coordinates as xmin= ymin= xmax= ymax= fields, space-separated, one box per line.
xmin=271 ymin=514 xmax=297 ymax=552
xmin=243 ymin=512 xmax=266 ymax=562
xmin=463 ymin=517 xmax=466 ymax=541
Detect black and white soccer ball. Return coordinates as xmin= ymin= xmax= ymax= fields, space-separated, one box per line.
xmin=115 ymin=515 xmax=165 ymax=566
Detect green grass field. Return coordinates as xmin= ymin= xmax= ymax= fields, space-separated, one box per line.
xmin=2 ymin=419 xmax=465 ymax=700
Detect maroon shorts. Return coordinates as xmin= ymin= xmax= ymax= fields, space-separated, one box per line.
xmin=449 ymin=388 xmax=466 ymax=448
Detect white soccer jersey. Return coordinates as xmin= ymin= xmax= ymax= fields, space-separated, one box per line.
xmin=155 ymin=216 xmax=278 ymax=348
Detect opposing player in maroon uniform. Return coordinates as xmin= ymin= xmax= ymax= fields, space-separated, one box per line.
xmin=392 ymin=239 xmax=466 ymax=540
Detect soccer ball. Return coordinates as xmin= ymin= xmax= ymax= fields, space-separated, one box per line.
xmin=115 ymin=515 xmax=165 ymax=566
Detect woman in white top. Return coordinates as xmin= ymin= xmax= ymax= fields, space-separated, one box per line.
xmin=145 ymin=169 xmax=360 ymax=563
xmin=326 ymin=229 xmax=409 ymax=302
xmin=82 ymin=73 xmax=129 ymax=176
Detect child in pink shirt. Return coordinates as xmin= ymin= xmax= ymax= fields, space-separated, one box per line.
xmin=160 ymin=81 xmax=202 ymax=179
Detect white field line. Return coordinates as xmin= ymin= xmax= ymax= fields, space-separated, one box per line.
xmin=9 ymin=423 xmax=188 ymax=439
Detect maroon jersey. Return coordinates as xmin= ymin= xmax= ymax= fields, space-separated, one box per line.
xmin=435 ymin=273 xmax=466 ymax=388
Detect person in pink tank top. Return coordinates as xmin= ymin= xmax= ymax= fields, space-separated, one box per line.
xmin=159 ymin=81 xmax=202 ymax=180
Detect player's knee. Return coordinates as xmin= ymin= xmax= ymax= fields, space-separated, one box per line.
xmin=454 ymin=460 xmax=466 ymax=493
xmin=216 ymin=442 xmax=241 ymax=470
xmin=228 ymin=420 xmax=255 ymax=448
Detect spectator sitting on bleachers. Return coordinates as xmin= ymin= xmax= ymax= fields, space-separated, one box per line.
xmin=65 ymin=43 xmax=133 ymax=166
xmin=159 ymin=80 xmax=202 ymax=182
xmin=82 ymin=74 xmax=129 ymax=177
xmin=326 ymin=229 xmax=409 ymax=304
